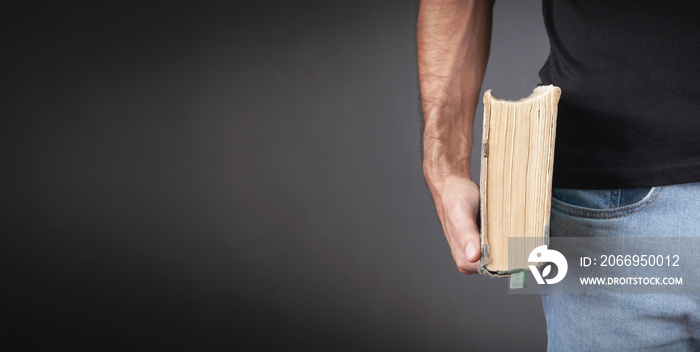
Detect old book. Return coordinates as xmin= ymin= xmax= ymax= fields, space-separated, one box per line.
xmin=478 ymin=85 xmax=561 ymax=285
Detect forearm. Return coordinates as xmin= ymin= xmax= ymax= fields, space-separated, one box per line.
xmin=417 ymin=0 xmax=493 ymax=182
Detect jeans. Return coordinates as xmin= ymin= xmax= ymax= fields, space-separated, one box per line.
xmin=542 ymin=182 xmax=700 ymax=351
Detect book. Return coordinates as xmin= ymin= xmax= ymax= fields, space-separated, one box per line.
xmin=477 ymin=85 xmax=561 ymax=286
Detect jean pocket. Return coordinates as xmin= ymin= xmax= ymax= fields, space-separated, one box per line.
xmin=551 ymin=187 xmax=661 ymax=219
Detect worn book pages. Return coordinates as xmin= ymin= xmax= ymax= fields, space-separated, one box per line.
xmin=478 ymin=85 xmax=561 ymax=280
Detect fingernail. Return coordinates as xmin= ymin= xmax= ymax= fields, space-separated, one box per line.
xmin=466 ymin=241 xmax=478 ymax=261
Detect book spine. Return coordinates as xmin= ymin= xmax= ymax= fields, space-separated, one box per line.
xmin=478 ymin=90 xmax=495 ymax=277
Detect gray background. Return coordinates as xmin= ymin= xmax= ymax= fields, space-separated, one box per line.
xmin=3 ymin=0 xmax=549 ymax=350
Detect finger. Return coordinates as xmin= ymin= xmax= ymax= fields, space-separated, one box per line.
xmin=443 ymin=196 xmax=481 ymax=273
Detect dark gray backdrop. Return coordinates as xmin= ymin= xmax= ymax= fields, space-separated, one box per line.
xmin=4 ymin=1 xmax=549 ymax=350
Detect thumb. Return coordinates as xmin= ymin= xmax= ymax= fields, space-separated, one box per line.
xmin=465 ymin=240 xmax=480 ymax=262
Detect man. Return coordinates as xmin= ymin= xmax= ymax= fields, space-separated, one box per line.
xmin=417 ymin=0 xmax=700 ymax=350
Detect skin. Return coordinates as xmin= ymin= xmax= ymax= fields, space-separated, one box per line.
xmin=417 ymin=0 xmax=494 ymax=274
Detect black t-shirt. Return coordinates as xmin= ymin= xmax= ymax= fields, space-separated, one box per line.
xmin=540 ymin=0 xmax=700 ymax=189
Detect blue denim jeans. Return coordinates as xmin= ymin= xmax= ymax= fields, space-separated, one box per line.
xmin=542 ymin=182 xmax=700 ymax=351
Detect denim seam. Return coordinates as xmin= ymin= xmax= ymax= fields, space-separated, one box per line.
xmin=551 ymin=187 xmax=662 ymax=219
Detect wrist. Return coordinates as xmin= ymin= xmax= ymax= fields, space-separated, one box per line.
xmin=422 ymin=156 xmax=472 ymax=189
xmin=422 ymin=139 xmax=472 ymax=183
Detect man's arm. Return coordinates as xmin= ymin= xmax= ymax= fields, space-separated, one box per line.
xmin=417 ymin=0 xmax=493 ymax=274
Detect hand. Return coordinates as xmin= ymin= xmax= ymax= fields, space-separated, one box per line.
xmin=425 ymin=173 xmax=481 ymax=274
